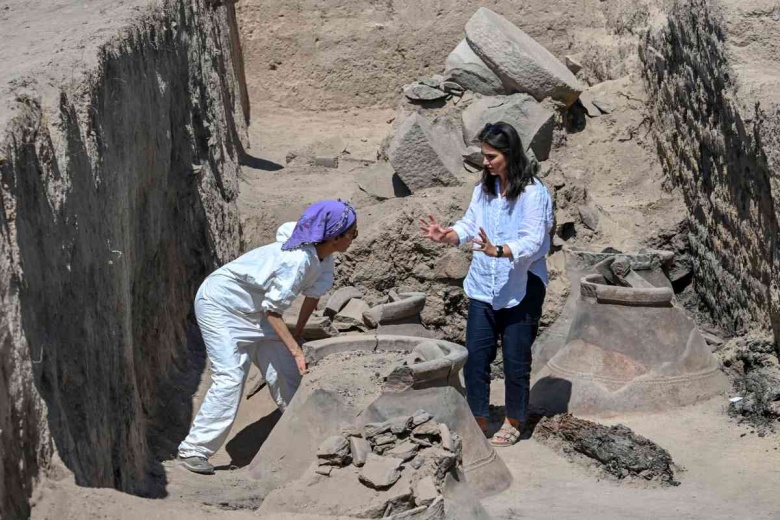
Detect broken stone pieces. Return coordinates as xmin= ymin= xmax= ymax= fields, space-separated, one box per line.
xmin=404 ymin=81 xmax=449 ymax=102
xmin=333 ymin=298 xmax=371 ymax=331
xmin=324 ymin=287 xmax=364 ymax=317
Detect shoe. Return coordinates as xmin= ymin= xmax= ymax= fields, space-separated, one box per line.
xmin=178 ymin=455 xmax=215 ymax=475
xmin=489 ymin=422 xmax=521 ymax=447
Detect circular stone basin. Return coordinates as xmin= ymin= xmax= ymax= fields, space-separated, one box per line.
xmin=249 ymin=334 xmax=512 ymax=499
xmin=530 ymin=275 xmax=728 ymax=416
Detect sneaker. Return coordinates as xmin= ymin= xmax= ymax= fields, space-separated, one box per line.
xmin=178 ymin=455 xmax=215 ymax=475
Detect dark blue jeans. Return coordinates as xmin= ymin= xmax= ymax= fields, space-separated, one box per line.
xmin=464 ymin=272 xmax=545 ymax=423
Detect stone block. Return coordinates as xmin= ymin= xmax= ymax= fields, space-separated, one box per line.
xmin=462 ymin=93 xmax=556 ymax=161
xmin=388 ymin=113 xmax=463 ymax=193
xmin=350 ymin=437 xmax=371 ymax=467
xmin=444 ymin=39 xmax=504 ymax=96
xmin=404 ymin=82 xmax=448 ymax=102
xmin=324 ymin=287 xmax=364 ymax=317
xmin=465 ymin=7 xmax=583 ymax=106
xmin=333 ymin=298 xmax=371 ymax=331
xmin=357 ymin=162 xmax=411 ymax=201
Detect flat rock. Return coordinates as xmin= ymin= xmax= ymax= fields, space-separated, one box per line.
xmin=462 ymin=93 xmax=556 ymax=161
xmin=388 ymin=113 xmax=463 ymax=193
xmin=317 ymin=435 xmax=351 ymax=466
xmin=386 ymin=441 xmax=419 ymax=462
xmin=439 ymin=424 xmax=453 ymax=452
xmin=373 ymin=432 xmax=397 ymax=446
xmin=578 ymin=91 xmax=602 ymax=117
xmin=412 ymin=476 xmax=439 ymax=507
xmin=412 ymin=421 xmax=441 ymax=438
xmin=411 ymin=410 xmax=433 ymax=427
xmin=359 ymin=454 xmax=404 ymax=489
xmin=356 ymin=162 xmax=411 ymax=201
xmin=444 ymin=39 xmax=504 ymax=96
xmin=324 ymin=287 xmax=364 ymax=317
xmin=465 ymin=7 xmax=583 ymax=106
xmin=404 ymin=82 xmax=448 ymax=102
xmin=578 ymin=205 xmax=599 ymax=231
xmin=333 ymin=298 xmax=371 ymax=331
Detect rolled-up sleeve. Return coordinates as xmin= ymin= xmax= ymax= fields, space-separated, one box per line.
xmin=304 ymin=256 xmax=334 ymax=298
xmin=504 ymin=185 xmax=553 ymax=265
xmin=450 ymin=187 xmax=481 ymax=246
xmin=260 ymin=253 xmax=311 ymax=314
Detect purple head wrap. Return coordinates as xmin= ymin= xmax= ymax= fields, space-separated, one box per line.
xmin=282 ymin=199 xmax=357 ymax=251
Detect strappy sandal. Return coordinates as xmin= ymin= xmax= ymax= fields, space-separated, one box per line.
xmin=490 ymin=422 xmax=520 ymax=447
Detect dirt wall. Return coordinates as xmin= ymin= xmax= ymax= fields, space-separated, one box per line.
xmin=640 ymin=0 xmax=780 ymax=347
xmin=0 ymin=1 xmax=248 ymax=517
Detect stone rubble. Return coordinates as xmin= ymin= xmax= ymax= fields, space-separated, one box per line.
xmin=307 ymin=409 xmax=463 ymax=518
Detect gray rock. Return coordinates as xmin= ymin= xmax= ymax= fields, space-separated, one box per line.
xmin=324 ymin=287 xmax=364 ymax=317
xmin=411 ymin=410 xmax=433 ymax=427
xmin=440 ymin=81 xmax=464 ymax=95
xmin=388 ymin=113 xmax=464 ymax=192
xmin=592 ymin=98 xmax=614 ymax=114
xmin=314 ymin=156 xmax=339 ymax=168
xmin=388 ymin=415 xmax=414 ymax=435
xmin=315 ymin=464 xmax=334 ymax=476
xmin=359 ymin=454 xmax=404 ymax=489
xmin=444 ymin=39 xmax=505 ymax=96
xmin=356 ymin=162 xmax=411 ymax=201
xmin=373 ymin=433 xmax=397 ymax=446
xmin=465 ymin=7 xmax=583 ymax=106
xmin=579 ymin=91 xmax=602 ymax=117
xmin=413 ymin=476 xmax=439 ymax=507
xmin=317 ymin=435 xmax=351 ymax=466
xmin=462 ymin=145 xmax=484 ymax=167
xmin=386 ymin=441 xmax=419 ymax=461
xmin=350 ymin=437 xmax=372 ymax=467
xmin=461 ymin=93 xmax=556 ymax=161
xmin=564 ymin=55 xmax=583 ymax=74
xmin=432 ymin=248 xmax=471 ymax=281
xmin=363 ymin=421 xmax=391 ymax=439
xmin=404 ymin=82 xmax=449 ymax=102
xmin=412 ymin=421 xmax=441 ymax=438
xmin=439 ymin=423 xmax=453 ymax=452
xmin=415 ymin=448 xmax=457 ymax=481
xmin=578 ymin=205 xmax=599 ymax=231
xmin=333 ymin=298 xmax=371 ymax=331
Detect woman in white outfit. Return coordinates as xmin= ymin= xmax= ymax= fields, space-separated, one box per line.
xmin=178 ymin=200 xmax=358 ymax=474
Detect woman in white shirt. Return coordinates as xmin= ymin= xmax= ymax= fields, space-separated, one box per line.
xmin=178 ymin=200 xmax=358 ymax=474
xmin=419 ymin=122 xmax=553 ymax=446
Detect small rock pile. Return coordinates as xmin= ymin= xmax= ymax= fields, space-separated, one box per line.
xmin=286 ymin=286 xmax=431 ymax=340
xmin=314 ymin=410 xmax=463 ymax=516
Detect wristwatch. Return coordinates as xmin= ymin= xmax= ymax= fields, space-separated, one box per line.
xmin=496 ymin=245 xmax=504 ymax=258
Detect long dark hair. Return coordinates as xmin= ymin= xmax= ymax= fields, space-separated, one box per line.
xmin=477 ymin=122 xmax=539 ymax=200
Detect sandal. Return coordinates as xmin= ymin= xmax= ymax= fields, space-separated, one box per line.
xmin=490 ymin=422 xmax=520 ymax=447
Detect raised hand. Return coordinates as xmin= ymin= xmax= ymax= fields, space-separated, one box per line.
xmin=472 ymin=227 xmax=497 ymax=257
xmin=418 ymin=214 xmax=453 ymax=243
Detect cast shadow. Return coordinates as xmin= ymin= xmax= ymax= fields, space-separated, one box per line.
xmin=221 ymin=409 xmax=282 ymax=469
xmin=239 ymin=151 xmax=284 ymax=171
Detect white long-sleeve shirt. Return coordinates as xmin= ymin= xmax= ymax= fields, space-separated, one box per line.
xmin=199 ymin=222 xmax=334 ymax=322
xmin=450 ymin=178 xmax=554 ymax=310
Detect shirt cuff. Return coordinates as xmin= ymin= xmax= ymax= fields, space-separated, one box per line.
xmin=451 ymin=224 xmax=469 ymax=246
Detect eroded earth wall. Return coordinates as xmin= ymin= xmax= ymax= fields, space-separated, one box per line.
xmin=0 ymin=1 xmax=247 ymax=517
xmin=641 ymin=0 xmax=780 ymax=347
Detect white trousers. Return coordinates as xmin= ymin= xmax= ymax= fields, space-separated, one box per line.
xmin=178 ymin=290 xmax=301 ymax=460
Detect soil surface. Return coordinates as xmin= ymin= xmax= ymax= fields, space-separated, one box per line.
xmin=24 ymin=0 xmax=780 ymax=518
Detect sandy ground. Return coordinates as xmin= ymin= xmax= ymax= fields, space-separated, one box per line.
xmin=32 ymin=373 xmax=780 ymax=519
